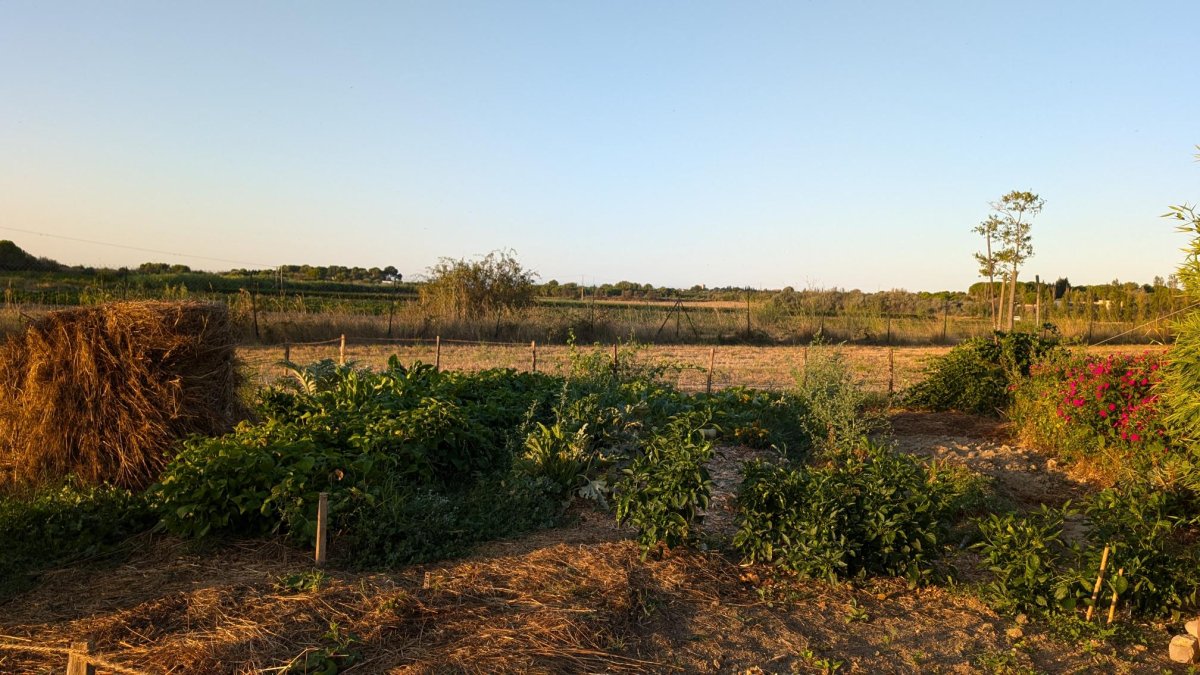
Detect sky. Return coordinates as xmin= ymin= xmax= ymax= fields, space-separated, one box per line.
xmin=1 ymin=1 xmax=1198 ymax=292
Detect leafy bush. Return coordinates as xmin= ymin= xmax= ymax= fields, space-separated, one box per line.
xmin=615 ymin=412 xmax=714 ymax=556
xmin=701 ymin=387 xmax=813 ymax=456
xmin=343 ymin=472 xmax=565 ymax=567
xmin=0 ymin=480 xmax=154 ymax=596
xmin=974 ymin=505 xmax=1075 ymax=615
xmin=974 ymin=482 xmax=1200 ymax=619
xmin=733 ymin=444 xmax=965 ymax=583
xmin=793 ymin=344 xmax=883 ymax=453
xmin=1011 ymin=351 xmax=1172 ymax=474
xmin=905 ymin=331 xmax=1060 ymax=415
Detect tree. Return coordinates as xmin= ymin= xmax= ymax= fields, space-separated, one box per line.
xmin=973 ymin=215 xmax=1003 ymax=329
xmin=420 ymin=249 xmax=538 ymax=335
xmin=990 ymin=191 xmax=1044 ymax=330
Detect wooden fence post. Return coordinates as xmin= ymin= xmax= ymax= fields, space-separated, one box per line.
xmin=282 ymin=342 xmax=291 ymax=378
xmin=435 ymin=336 xmax=441 ymax=372
xmin=531 ymin=341 xmax=537 ymax=373
xmin=706 ymin=347 xmax=716 ymax=394
xmin=67 ymin=641 xmax=95 ymax=675
xmin=338 ymin=334 xmax=346 ymax=365
xmin=315 ymin=492 xmax=328 ymax=566
xmin=888 ymin=348 xmax=895 ymax=395
xmin=612 ymin=343 xmax=618 ymax=373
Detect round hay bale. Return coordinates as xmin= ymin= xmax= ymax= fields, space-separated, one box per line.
xmin=0 ymin=301 xmax=244 ymax=489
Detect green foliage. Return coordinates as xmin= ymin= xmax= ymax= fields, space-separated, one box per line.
xmin=282 ymin=622 xmax=360 ymax=675
xmin=614 ymin=412 xmax=715 ymax=556
xmin=276 ymin=569 xmax=327 ymax=593
xmin=701 ymin=386 xmax=813 ymax=456
xmin=1162 ymin=185 xmax=1200 ymax=444
xmin=733 ymin=444 xmax=965 ymax=583
xmin=905 ymin=331 xmax=1060 ymax=415
xmin=344 ymin=473 xmax=565 ymax=568
xmin=0 ymin=480 xmax=154 ymax=596
xmin=793 ymin=343 xmax=884 ymax=453
xmin=517 ymin=421 xmax=593 ymax=496
xmin=974 ymin=482 xmax=1200 ymax=619
xmin=154 ymin=358 xmax=559 ymax=541
xmin=974 ymin=505 xmax=1074 ymax=615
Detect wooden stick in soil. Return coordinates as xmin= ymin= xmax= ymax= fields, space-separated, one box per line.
xmin=1107 ymin=568 xmax=1124 ymax=625
xmin=67 ymin=641 xmax=95 ymax=675
xmin=435 ymin=335 xmax=441 ymax=372
xmin=315 ymin=492 xmax=329 ymax=566
xmin=1086 ymin=545 xmax=1111 ymax=621
xmin=531 ymin=340 xmax=537 ymax=373
xmin=339 ymin=334 xmax=346 ymax=365
xmin=706 ymin=346 xmax=716 ymax=394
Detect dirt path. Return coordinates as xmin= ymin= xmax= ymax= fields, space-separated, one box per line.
xmin=0 ymin=412 xmax=1184 ymax=674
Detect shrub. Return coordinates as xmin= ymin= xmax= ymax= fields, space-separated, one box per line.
xmin=701 ymin=387 xmax=813 ymax=456
xmin=905 ymin=331 xmax=1060 ymax=415
xmin=974 ymin=505 xmax=1075 ymax=615
xmin=615 ymin=412 xmax=714 ymax=557
xmin=1011 ymin=351 xmax=1171 ymax=474
xmin=793 ymin=344 xmax=883 ymax=453
xmin=733 ymin=444 xmax=964 ymax=583
xmin=0 ymin=480 xmax=154 ymax=596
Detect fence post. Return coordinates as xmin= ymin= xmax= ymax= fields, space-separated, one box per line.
xmin=706 ymin=347 xmax=715 ymax=394
xmin=282 ymin=342 xmax=291 ymax=378
xmin=435 ymin=335 xmax=441 ymax=372
xmin=339 ymin=334 xmax=346 ymax=366
xmin=802 ymin=346 xmax=808 ymax=387
xmin=67 ymin=641 xmax=95 ymax=675
xmin=888 ymin=348 xmax=895 ymax=395
xmin=612 ymin=343 xmax=618 ymax=373
xmin=315 ymin=492 xmax=328 ymax=566
xmin=531 ymin=341 xmax=537 ymax=373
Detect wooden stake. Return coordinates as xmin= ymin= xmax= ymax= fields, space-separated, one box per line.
xmin=1107 ymin=568 xmax=1124 ymax=625
xmin=315 ymin=492 xmax=329 ymax=566
xmin=531 ymin=340 xmax=537 ymax=373
xmin=1086 ymin=545 xmax=1111 ymax=621
xmin=249 ymin=288 xmax=260 ymax=341
xmin=338 ymin=334 xmax=346 ymax=365
xmin=706 ymin=347 xmax=716 ymax=394
xmin=802 ymin=346 xmax=809 ymax=387
xmin=888 ymin=348 xmax=895 ymax=395
xmin=435 ymin=335 xmax=441 ymax=371
xmin=612 ymin=343 xmax=618 ymax=373
xmin=67 ymin=641 xmax=95 ymax=675
xmin=282 ymin=342 xmax=291 ymax=378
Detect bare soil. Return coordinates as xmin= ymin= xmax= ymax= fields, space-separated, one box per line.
xmin=0 ymin=412 xmax=1186 ymax=674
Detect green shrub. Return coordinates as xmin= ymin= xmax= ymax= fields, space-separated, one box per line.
xmin=701 ymin=387 xmax=813 ymax=456
xmin=793 ymin=344 xmax=884 ymax=453
xmin=733 ymin=444 xmax=962 ymax=583
xmin=0 ymin=480 xmax=154 ymax=596
xmin=344 ymin=472 xmax=565 ymax=567
xmin=905 ymin=331 xmax=1061 ymax=415
xmin=615 ymin=412 xmax=715 ymax=557
xmin=973 ymin=482 xmax=1200 ymax=619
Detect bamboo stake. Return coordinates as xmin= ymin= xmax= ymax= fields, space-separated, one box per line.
xmin=338 ymin=334 xmax=346 ymax=365
xmin=1086 ymin=545 xmax=1111 ymax=621
xmin=612 ymin=343 xmax=618 ymax=373
xmin=531 ymin=340 xmax=537 ymax=373
xmin=435 ymin=335 xmax=441 ymax=372
xmin=1107 ymin=568 xmax=1124 ymax=624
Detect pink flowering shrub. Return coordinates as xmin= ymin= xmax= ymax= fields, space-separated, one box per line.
xmin=1012 ymin=351 xmax=1172 ymax=475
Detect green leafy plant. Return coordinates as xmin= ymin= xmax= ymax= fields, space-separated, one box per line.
xmin=734 ymin=444 xmax=961 ymax=583
xmin=905 ymin=331 xmax=1060 ymax=415
xmin=614 ymin=412 xmax=715 ymax=557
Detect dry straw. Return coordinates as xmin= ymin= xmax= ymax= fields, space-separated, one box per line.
xmin=0 ymin=301 xmax=243 ymax=490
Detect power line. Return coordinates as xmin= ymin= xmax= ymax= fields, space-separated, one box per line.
xmin=0 ymin=226 xmax=276 ymax=269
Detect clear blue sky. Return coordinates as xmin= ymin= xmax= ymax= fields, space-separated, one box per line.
xmin=2 ymin=1 xmax=1198 ymax=291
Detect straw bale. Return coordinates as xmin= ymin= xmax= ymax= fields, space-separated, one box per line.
xmin=0 ymin=301 xmax=243 ymax=489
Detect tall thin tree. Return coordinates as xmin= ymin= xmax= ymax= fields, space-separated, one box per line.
xmin=990 ymin=191 xmax=1043 ymax=330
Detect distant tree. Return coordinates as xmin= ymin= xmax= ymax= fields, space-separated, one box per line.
xmin=973 ymin=215 xmax=1003 ymax=329
xmin=1053 ymin=277 xmax=1071 ymax=300
xmin=0 ymin=241 xmax=59 ymax=272
xmin=990 ymin=191 xmax=1044 ymax=330
xmin=421 ymin=250 xmax=538 ymax=335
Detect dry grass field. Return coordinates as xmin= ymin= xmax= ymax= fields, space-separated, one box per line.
xmin=239 ymin=341 xmax=1169 ymax=394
